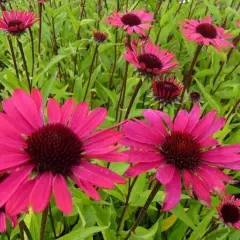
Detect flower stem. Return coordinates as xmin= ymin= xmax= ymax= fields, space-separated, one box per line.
xmin=19 ymin=223 xmax=24 ymax=240
xmin=227 ymin=99 xmax=240 ymax=121
xmin=19 ymin=221 xmax=33 ymax=240
xmin=40 ymin=207 xmax=49 ymax=240
xmin=124 ymin=78 xmax=143 ymax=120
xmin=83 ymin=44 xmax=99 ymax=101
xmin=29 ymin=28 xmax=35 ymax=77
xmin=17 ymin=39 xmax=32 ymax=91
xmin=7 ymin=36 xmax=20 ymax=80
xmin=38 ymin=2 xmax=43 ymax=55
xmin=49 ymin=204 xmax=57 ymax=239
xmin=175 ymin=0 xmax=184 ymax=17
xmin=124 ymin=182 xmax=161 ymax=240
xmin=117 ymin=176 xmax=138 ymax=232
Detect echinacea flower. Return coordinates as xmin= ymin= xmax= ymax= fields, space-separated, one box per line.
xmin=124 ymin=41 xmax=178 ymax=76
xmin=0 ymin=173 xmax=18 ymax=233
xmin=152 ymin=77 xmax=183 ymax=103
xmin=105 ymin=9 xmax=153 ymax=36
xmin=217 ymin=195 xmax=240 ymax=229
xmin=0 ymin=10 xmax=38 ymax=36
xmin=122 ymin=104 xmax=240 ymax=211
xmin=180 ymin=16 xmax=233 ymax=51
xmin=93 ymin=30 xmax=108 ymax=43
xmin=0 ymin=89 xmax=127 ymax=216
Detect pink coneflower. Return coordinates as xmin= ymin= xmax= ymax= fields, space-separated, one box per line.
xmin=0 ymin=89 xmax=127 ymax=216
xmin=93 ymin=30 xmax=108 ymax=43
xmin=180 ymin=16 xmax=233 ymax=51
xmin=105 ymin=9 xmax=153 ymax=36
xmin=0 ymin=10 xmax=38 ymax=35
xmin=124 ymin=41 xmax=178 ymax=76
xmin=152 ymin=77 xmax=183 ymax=103
xmin=0 ymin=173 xmax=17 ymax=233
xmin=122 ymin=104 xmax=240 ymax=211
xmin=217 ymin=195 xmax=240 ymax=229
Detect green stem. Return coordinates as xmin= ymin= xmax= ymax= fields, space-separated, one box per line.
xmin=40 ymin=207 xmax=49 ymax=240
xmin=17 ymin=39 xmax=32 ymax=91
xmin=124 ymin=182 xmax=161 ymax=240
xmin=29 ymin=28 xmax=35 ymax=76
xmin=83 ymin=44 xmax=99 ymax=101
xmin=19 ymin=221 xmax=33 ymax=240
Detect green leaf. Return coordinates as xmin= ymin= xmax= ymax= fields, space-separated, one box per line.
xmin=171 ymin=204 xmax=196 ymax=230
xmin=189 ymin=209 xmax=215 ymax=240
xmin=79 ymin=19 xmax=95 ymax=26
xmin=205 ymin=228 xmax=230 ymax=240
xmin=58 ymin=226 xmax=108 ymax=240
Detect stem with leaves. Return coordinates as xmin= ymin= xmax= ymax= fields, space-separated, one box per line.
xmin=124 ymin=182 xmax=161 ymax=240
xmin=38 ymin=2 xmax=43 ymax=55
xmin=17 ymin=39 xmax=32 ymax=91
xmin=83 ymin=44 xmax=99 ymax=101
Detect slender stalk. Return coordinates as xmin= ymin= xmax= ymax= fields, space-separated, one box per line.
xmin=40 ymin=207 xmax=49 ymax=240
xmin=108 ymin=31 xmax=118 ymax=90
xmin=124 ymin=182 xmax=161 ymax=240
xmin=176 ymin=44 xmax=203 ymax=115
xmin=227 ymin=99 xmax=240 ymax=121
xmin=187 ymin=0 xmax=194 ymax=18
xmin=147 ymin=0 xmax=162 ymax=37
xmin=17 ymin=39 xmax=31 ymax=91
xmin=29 ymin=28 xmax=35 ymax=76
xmin=117 ymin=177 xmax=138 ymax=232
xmin=19 ymin=221 xmax=33 ymax=240
xmin=38 ymin=2 xmax=43 ymax=55
xmin=77 ymin=0 xmax=86 ymax=39
xmin=7 ymin=36 xmax=20 ymax=79
xmin=19 ymin=223 xmax=24 ymax=240
xmin=175 ymin=0 xmax=184 ymax=17
xmin=211 ymin=62 xmax=224 ymax=88
xmin=225 ymin=62 xmax=240 ymax=79
xmin=83 ymin=44 xmax=99 ymax=101
xmin=49 ymin=205 xmax=57 ymax=239
xmin=124 ymin=78 xmax=143 ymax=120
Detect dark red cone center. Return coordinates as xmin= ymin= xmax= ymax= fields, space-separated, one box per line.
xmin=8 ymin=19 xmax=24 ymax=30
xmin=161 ymin=131 xmax=201 ymax=170
xmin=25 ymin=123 xmax=83 ymax=175
xmin=221 ymin=204 xmax=240 ymax=224
xmin=121 ymin=13 xmax=141 ymax=26
xmin=196 ymin=23 xmax=217 ymax=39
xmin=138 ymin=53 xmax=162 ymax=71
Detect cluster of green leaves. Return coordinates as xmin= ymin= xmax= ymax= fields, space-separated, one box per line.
xmin=0 ymin=0 xmax=240 ymax=239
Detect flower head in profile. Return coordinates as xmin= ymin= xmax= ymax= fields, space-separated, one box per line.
xmin=0 ymin=89 xmax=127 ymax=216
xmin=0 ymin=10 xmax=38 ymax=36
xmin=105 ymin=9 xmax=153 ymax=36
xmin=93 ymin=30 xmax=108 ymax=43
xmin=0 ymin=173 xmax=18 ymax=233
xmin=124 ymin=41 xmax=178 ymax=76
xmin=217 ymin=195 xmax=240 ymax=229
xmin=180 ymin=16 xmax=233 ymax=51
xmin=152 ymin=77 xmax=183 ymax=104
xmin=122 ymin=104 xmax=240 ymax=211
xmin=190 ymin=91 xmax=201 ymax=104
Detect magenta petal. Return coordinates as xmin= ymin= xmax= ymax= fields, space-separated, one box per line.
xmin=61 ymin=99 xmax=75 ymax=125
xmin=162 ymin=169 xmax=181 ymax=211
xmin=0 ymin=166 xmax=33 ymax=206
xmin=126 ymin=150 xmax=163 ymax=163
xmin=31 ymin=89 xmax=43 ymax=111
xmin=183 ymin=170 xmax=193 ymax=197
xmin=80 ymin=161 xmax=126 ymax=184
xmin=191 ymin=110 xmax=216 ymax=138
xmin=0 ymin=212 xmax=6 ymax=233
xmin=173 ymin=110 xmax=189 ymax=132
xmin=142 ymin=110 xmax=168 ymax=136
xmin=13 ymin=89 xmax=43 ymax=129
xmin=53 ymin=174 xmax=72 ymax=215
xmin=185 ymin=104 xmax=201 ymax=133
xmin=70 ymin=175 xmax=101 ymax=200
xmin=47 ymin=98 xmax=61 ymax=123
xmin=75 ymin=108 xmax=107 ymax=137
xmin=156 ymin=164 xmax=175 ymax=184
xmin=0 ymin=153 xmax=29 ymax=171
xmin=72 ymin=167 xmax=115 ymax=189
xmin=192 ymin=174 xmax=211 ymax=206
xmin=86 ymin=151 xmax=128 ymax=162
xmin=125 ymin=161 xmax=162 ymax=177
xmin=6 ymin=180 xmax=35 ymax=216
xmin=30 ymin=172 xmax=53 ymax=213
